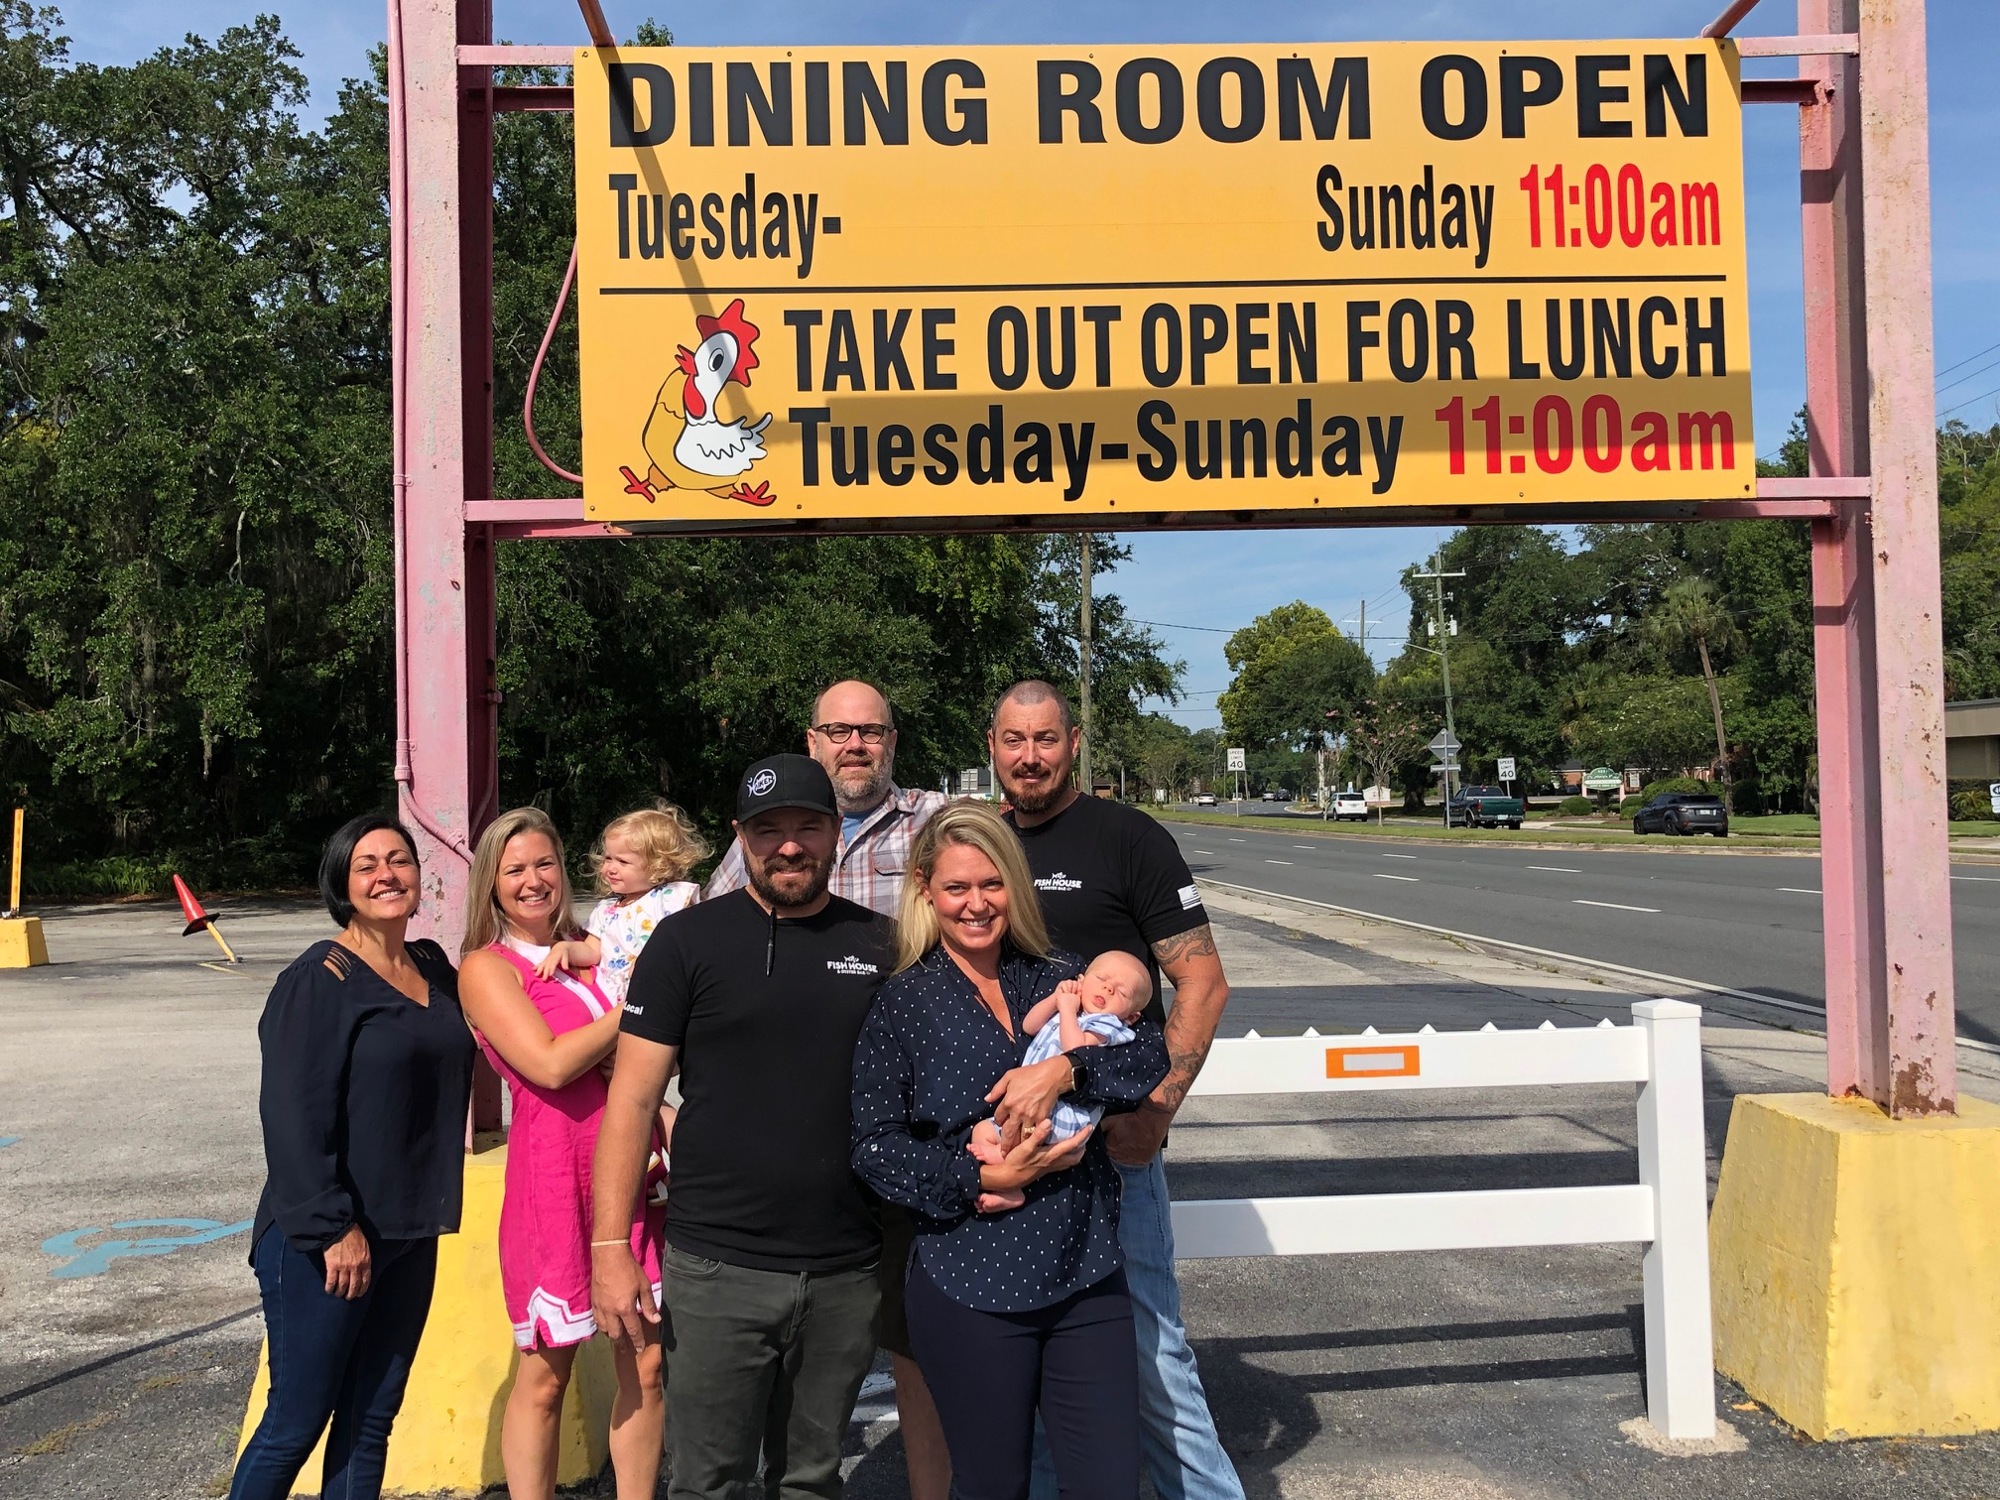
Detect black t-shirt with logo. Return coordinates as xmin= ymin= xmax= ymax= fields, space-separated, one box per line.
xmin=1006 ymin=794 xmax=1209 ymax=1027
xmin=622 ymin=889 xmax=894 ymax=1272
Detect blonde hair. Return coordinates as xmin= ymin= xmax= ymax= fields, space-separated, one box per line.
xmin=593 ymin=804 xmax=711 ymax=893
xmin=893 ymin=801 xmax=1049 ymax=973
xmin=462 ymin=807 xmax=585 ymax=958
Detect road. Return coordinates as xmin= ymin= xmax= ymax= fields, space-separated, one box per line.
xmin=1161 ymin=816 xmax=2000 ymax=1048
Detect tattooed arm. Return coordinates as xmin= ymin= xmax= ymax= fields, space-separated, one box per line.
xmin=1101 ymin=924 xmax=1229 ymax=1166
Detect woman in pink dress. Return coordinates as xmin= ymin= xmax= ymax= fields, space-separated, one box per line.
xmin=459 ymin=807 xmax=664 ymax=1500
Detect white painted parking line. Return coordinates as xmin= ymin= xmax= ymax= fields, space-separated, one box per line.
xmin=1381 ymin=853 xmax=1418 ymax=860
xmin=1777 ymin=887 xmax=1823 ymax=895
xmin=1527 ymin=865 xmax=1582 ymax=874
xmin=1574 ymin=899 xmax=1660 ymax=913
xmin=1265 ymin=859 xmax=1294 ymax=866
xmin=1374 ymin=873 xmax=1419 ymax=882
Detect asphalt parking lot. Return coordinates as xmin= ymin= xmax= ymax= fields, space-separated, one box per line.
xmin=3 ymin=893 xmax=1998 ymax=1499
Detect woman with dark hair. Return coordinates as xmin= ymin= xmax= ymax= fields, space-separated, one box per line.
xmin=230 ymin=813 xmax=474 ymax=1500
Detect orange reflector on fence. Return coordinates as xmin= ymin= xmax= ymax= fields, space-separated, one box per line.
xmin=1326 ymin=1045 xmax=1421 ymax=1079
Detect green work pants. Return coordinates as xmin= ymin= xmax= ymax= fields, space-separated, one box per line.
xmin=660 ymin=1242 xmax=880 ymax=1500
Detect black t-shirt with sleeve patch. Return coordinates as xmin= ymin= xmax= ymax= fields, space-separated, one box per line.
xmin=1005 ymin=794 xmax=1208 ymax=1027
xmin=621 ymin=889 xmax=893 ymax=1273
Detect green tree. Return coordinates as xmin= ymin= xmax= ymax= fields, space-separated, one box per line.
xmin=1643 ymin=578 xmax=1743 ymax=788
xmin=1217 ymin=602 xmax=1373 ymax=792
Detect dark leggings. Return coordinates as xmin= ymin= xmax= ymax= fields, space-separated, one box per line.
xmin=229 ymin=1227 xmax=437 ymax=1500
xmin=905 ymin=1255 xmax=1138 ymax=1500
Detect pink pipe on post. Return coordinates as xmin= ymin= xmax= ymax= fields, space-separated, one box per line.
xmin=1702 ymin=0 xmax=1768 ymax=36
xmin=387 ymin=0 xmax=472 ymax=863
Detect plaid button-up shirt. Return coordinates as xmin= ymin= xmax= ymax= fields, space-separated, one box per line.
xmin=704 ymin=783 xmax=951 ymax=918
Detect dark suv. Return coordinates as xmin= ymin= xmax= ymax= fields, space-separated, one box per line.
xmin=1631 ymin=791 xmax=1729 ymax=837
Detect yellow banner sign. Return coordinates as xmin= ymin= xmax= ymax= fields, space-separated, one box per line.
xmin=574 ymin=42 xmax=1751 ymax=527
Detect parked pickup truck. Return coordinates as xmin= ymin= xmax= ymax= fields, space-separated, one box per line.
xmin=1445 ymin=785 xmax=1524 ymax=830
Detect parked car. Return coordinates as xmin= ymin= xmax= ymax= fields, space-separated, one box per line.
xmin=1632 ymin=791 xmax=1729 ymax=837
xmin=1332 ymin=790 xmax=1369 ymax=821
xmin=1445 ymin=785 xmax=1525 ymax=830
xmin=1193 ymin=791 xmax=1218 ymax=807
xmin=1260 ymin=789 xmax=1283 ymax=802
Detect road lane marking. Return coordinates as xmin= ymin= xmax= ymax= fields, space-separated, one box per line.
xmin=1777 ymin=887 xmax=1823 ymax=895
xmin=1228 ymin=838 xmax=1246 ymax=843
xmin=1265 ymin=860 xmax=1294 ymax=866
xmin=1952 ymin=875 xmax=2000 ymax=883
xmin=1194 ymin=850 xmax=1215 ymax=855
xmin=1293 ymin=844 xmax=1318 ymax=850
xmin=1574 ymin=899 xmax=1660 ymax=913
xmin=1527 ymin=865 xmax=1582 ymax=874
xmin=1381 ymin=853 xmax=1418 ymax=860
xmin=1374 ymin=873 xmax=1419 ymax=882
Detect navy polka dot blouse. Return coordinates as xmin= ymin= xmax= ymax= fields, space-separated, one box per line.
xmin=850 ymin=942 xmax=1168 ymax=1314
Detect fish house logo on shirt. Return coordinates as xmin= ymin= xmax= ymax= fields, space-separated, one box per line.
xmin=1035 ymin=872 xmax=1083 ymax=893
xmin=826 ymin=954 xmax=880 ymax=978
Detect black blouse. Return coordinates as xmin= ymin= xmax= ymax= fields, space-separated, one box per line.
xmin=252 ymin=939 xmax=475 ymax=1255
xmin=850 ymin=943 xmax=1168 ymax=1314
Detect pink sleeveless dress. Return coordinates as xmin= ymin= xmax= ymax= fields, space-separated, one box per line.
xmin=478 ymin=942 xmax=664 ymax=1351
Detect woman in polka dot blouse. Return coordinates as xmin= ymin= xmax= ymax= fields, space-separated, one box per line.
xmin=850 ymin=801 xmax=1167 ymax=1500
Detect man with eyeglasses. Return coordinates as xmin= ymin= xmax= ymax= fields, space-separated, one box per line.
xmin=705 ymin=678 xmax=954 ymax=1500
xmin=706 ymin=680 xmax=947 ymax=920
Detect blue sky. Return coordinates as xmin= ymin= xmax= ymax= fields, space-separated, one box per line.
xmin=75 ymin=0 xmax=1999 ymax=727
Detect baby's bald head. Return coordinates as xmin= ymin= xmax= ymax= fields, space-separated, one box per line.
xmin=1079 ymin=950 xmax=1152 ymax=1020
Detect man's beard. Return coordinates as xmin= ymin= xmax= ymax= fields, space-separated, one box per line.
xmin=829 ymin=758 xmax=893 ymax=816
xmin=1002 ymin=768 xmax=1069 ymax=814
xmin=748 ymin=852 xmax=832 ymax=911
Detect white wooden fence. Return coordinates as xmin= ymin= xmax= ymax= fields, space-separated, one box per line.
xmin=1170 ymin=998 xmax=1715 ymax=1440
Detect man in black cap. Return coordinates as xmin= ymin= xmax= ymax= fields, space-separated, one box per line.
xmin=591 ymin=754 xmax=894 ymax=1500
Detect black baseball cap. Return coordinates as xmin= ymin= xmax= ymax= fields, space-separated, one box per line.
xmin=735 ymin=753 xmax=838 ymax=822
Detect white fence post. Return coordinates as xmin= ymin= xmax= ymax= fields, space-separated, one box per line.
xmin=1632 ymin=999 xmax=1717 ymax=1439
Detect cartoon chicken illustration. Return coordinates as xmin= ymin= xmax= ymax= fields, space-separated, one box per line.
xmin=621 ymin=298 xmax=776 ymax=507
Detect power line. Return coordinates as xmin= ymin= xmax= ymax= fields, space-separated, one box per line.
xmin=1937 ymin=354 xmax=2000 ymax=400
xmin=1127 ymin=617 xmax=1234 ymax=634
xmin=1937 ymin=338 xmax=2000 ymax=382
xmin=1940 ymin=382 xmax=2000 ymax=421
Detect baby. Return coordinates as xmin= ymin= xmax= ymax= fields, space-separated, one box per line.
xmin=968 ymin=949 xmax=1153 ymax=1212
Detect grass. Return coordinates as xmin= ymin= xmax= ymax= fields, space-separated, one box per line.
xmin=11 ymin=1411 xmax=113 ymax=1456
xmin=1154 ymin=808 xmax=1822 ymax=849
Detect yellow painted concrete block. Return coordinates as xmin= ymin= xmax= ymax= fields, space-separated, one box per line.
xmin=1710 ymin=1091 xmax=2000 ymax=1439
xmin=237 ymin=1144 xmax=614 ymax=1495
xmin=0 ymin=915 xmax=49 ymax=968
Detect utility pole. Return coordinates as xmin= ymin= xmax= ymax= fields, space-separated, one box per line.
xmin=1413 ymin=554 xmax=1465 ymax=815
xmin=1078 ymin=534 xmax=1094 ymax=796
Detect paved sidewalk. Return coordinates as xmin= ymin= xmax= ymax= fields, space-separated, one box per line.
xmin=2 ymin=896 xmax=1996 ymax=1498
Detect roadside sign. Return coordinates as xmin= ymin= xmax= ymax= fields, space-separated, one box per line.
xmin=1429 ymin=762 xmax=1461 ymax=774
xmin=1989 ymin=782 xmax=1999 ymax=817
xmin=1227 ymin=747 xmax=1248 ymax=772
xmin=1582 ymin=766 xmax=1622 ymax=793
xmin=1363 ymin=785 xmax=1395 ymax=806
xmin=573 ymin=42 xmax=1753 ymax=529
xmin=1428 ymin=730 xmax=1462 ymax=759
xmin=1498 ymin=756 xmax=1517 ymax=782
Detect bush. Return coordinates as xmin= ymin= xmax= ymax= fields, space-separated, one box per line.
xmin=1558 ymin=796 xmax=1597 ymax=817
xmin=1730 ymin=779 xmax=1763 ymax=815
xmin=1950 ymin=789 xmax=1993 ymax=821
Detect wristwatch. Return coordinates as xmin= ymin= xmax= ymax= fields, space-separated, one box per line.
xmin=1066 ymin=1054 xmax=1090 ymax=1097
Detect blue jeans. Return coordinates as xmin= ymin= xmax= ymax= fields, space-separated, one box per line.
xmin=1031 ymin=1157 xmax=1243 ymax=1500
xmin=229 ymin=1227 xmax=438 ymax=1500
